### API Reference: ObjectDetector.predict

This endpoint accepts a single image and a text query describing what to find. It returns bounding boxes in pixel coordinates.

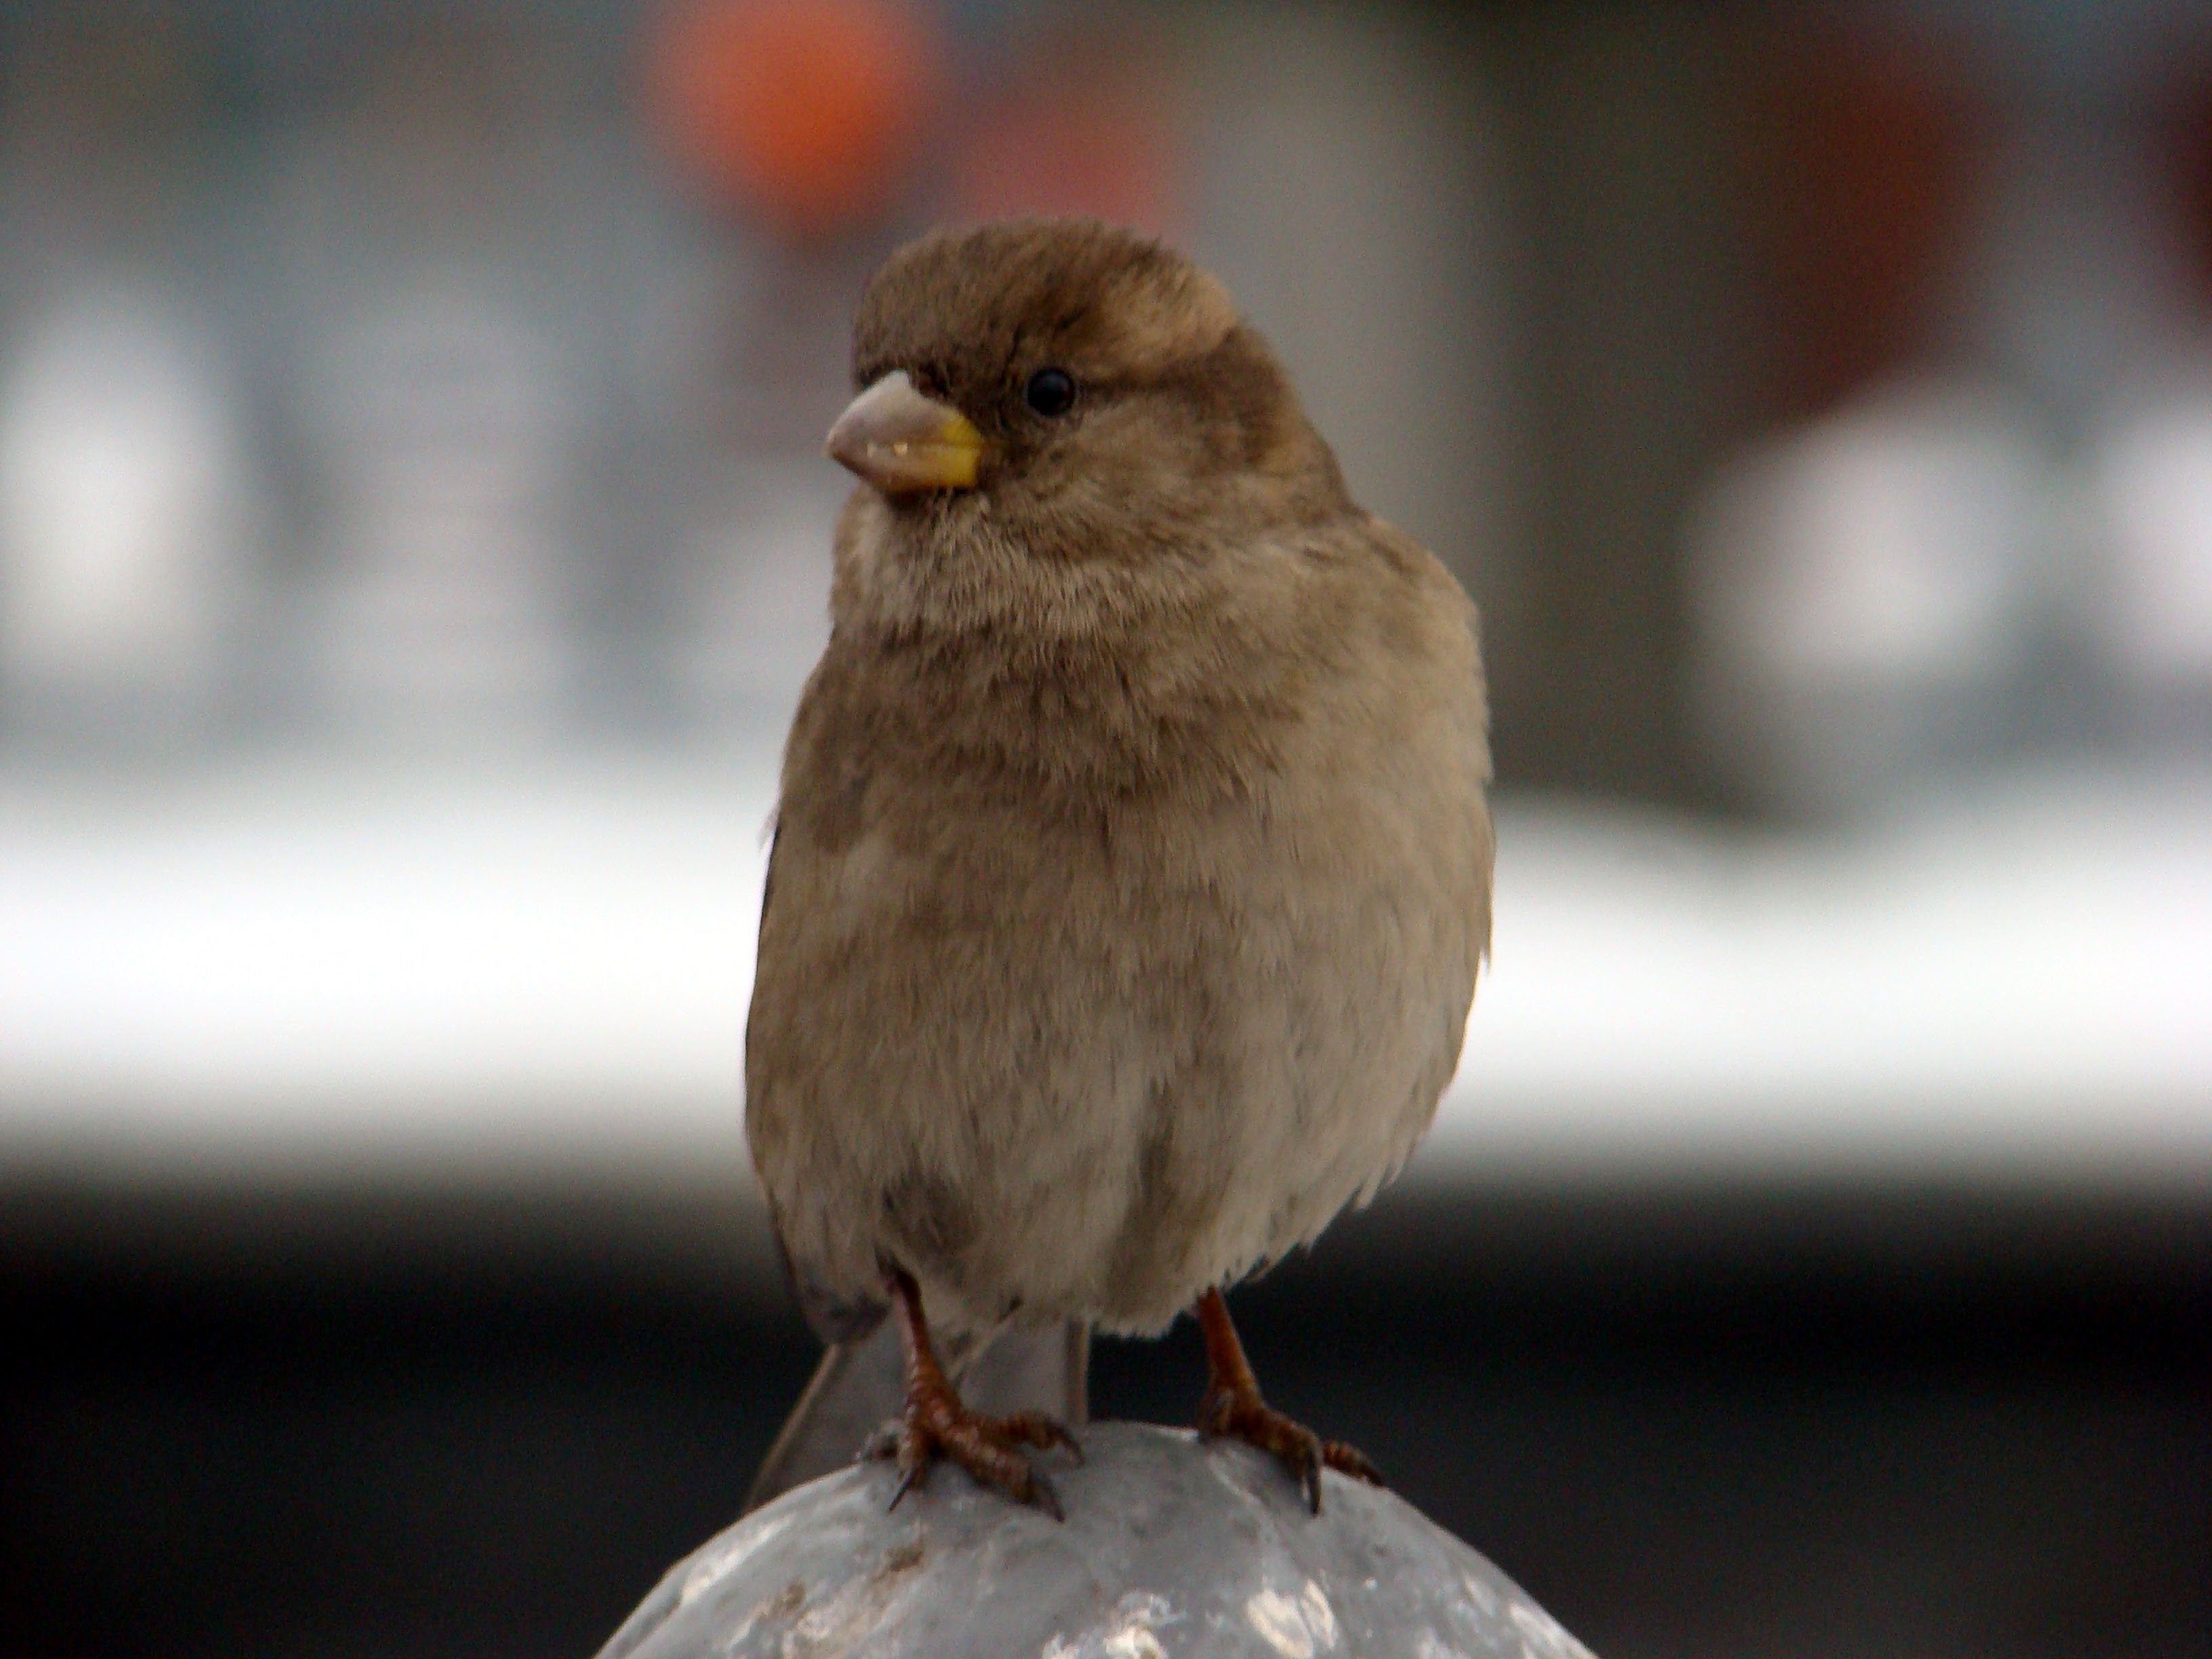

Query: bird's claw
[1319,1437,1382,1487]
[868,1401,1078,1519]
[991,1409,1086,1465]
[1197,1383,1384,1515]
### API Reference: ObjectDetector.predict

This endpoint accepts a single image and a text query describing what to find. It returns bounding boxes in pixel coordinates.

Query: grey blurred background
[1,1,2206,1656]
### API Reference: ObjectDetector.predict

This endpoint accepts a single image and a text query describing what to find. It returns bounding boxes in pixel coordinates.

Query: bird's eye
[1023,367,1077,419]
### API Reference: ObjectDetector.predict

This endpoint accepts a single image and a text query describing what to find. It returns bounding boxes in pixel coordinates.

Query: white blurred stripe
[1,758,2207,1185]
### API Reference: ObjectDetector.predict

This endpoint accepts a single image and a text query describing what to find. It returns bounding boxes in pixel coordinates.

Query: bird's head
[825,219,1351,636]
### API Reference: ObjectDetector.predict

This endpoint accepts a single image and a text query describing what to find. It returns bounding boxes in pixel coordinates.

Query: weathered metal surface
[597,1422,1598,1659]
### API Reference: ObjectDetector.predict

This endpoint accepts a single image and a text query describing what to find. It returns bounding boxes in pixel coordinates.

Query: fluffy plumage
[746,219,1492,1370]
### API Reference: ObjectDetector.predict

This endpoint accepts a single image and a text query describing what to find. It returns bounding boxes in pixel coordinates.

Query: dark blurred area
[2,1,2207,1656]
[7,1179,2207,1659]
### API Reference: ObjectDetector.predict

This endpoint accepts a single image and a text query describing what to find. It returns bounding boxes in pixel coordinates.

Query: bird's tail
[742,1318,1089,1513]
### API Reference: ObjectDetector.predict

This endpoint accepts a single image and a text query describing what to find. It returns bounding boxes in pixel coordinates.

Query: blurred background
[1,0,2206,1654]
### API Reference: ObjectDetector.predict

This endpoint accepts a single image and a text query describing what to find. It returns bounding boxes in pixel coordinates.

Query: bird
[742,218,1492,1521]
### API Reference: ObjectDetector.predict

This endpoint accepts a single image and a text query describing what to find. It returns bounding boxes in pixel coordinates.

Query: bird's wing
[743,812,1091,1511]
[752,815,893,1345]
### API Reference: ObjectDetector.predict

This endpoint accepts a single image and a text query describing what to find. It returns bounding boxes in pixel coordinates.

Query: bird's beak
[825,371,985,495]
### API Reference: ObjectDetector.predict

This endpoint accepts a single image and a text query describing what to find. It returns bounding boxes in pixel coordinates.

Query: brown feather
[746,218,1491,1345]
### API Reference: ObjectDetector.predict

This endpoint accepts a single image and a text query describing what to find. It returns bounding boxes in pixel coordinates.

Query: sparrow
[743,218,1492,1519]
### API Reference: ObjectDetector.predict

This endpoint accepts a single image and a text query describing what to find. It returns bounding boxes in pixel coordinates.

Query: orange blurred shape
[647,0,943,237]
[2156,52,2212,315]
[952,38,1180,238]
[1750,21,1982,416]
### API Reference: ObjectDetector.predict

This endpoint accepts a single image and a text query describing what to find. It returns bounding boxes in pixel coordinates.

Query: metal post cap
[597,1422,1599,1659]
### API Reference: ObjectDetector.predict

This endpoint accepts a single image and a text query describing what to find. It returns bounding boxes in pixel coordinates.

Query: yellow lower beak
[825,371,985,494]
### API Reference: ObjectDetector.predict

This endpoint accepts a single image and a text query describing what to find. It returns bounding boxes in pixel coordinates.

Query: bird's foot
[1196,1382,1383,1515]
[864,1390,1081,1520]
